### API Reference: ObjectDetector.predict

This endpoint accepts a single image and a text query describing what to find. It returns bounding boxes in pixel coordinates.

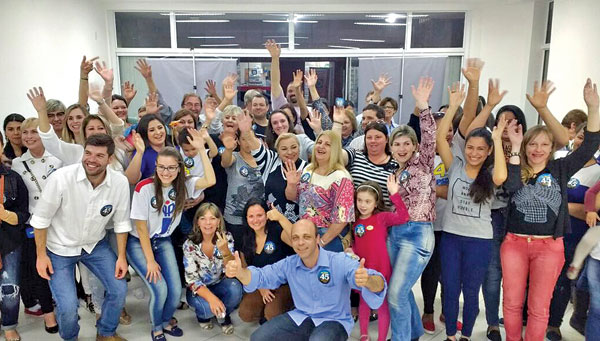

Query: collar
[294,246,330,270]
[20,149,53,162]
[75,163,111,188]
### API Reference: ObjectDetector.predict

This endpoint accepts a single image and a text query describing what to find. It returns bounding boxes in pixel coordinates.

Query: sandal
[120,308,132,325]
[360,335,370,341]
[197,317,213,330]
[221,323,234,335]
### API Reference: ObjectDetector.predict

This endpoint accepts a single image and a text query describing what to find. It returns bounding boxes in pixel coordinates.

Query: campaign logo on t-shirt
[160,200,176,234]
[567,177,580,189]
[240,166,250,177]
[264,241,275,254]
[318,269,331,284]
[354,224,365,237]
[168,189,177,200]
[151,196,158,209]
[537,173,553,187]
[366,225,374,231]
[300,172,311,183]
[218,146,226,155]
[399,170,410,183]
[100,205,113,217]
[184,157,194,168]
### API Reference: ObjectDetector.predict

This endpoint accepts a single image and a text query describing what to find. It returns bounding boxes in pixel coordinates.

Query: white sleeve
[111,175,132,233]
[130,184,150,221]
[38,128,84,166]
[186,177,204,199]
[30,173,62,229]
[298,134,315,162]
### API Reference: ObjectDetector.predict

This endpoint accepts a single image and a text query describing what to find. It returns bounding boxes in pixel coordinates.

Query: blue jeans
[48,238,126,340]
[127,236,181,332]
[585,257,600,339]
[482,208,505,327]
[318,226,349,253]
[87,230,119,313]
[440,232,492,337]
[387,221,434,341]
[186,278,243,320]
[250,312,348,341]
[1,247,22,331]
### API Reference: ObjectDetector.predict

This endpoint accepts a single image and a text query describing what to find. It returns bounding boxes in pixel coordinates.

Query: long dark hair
[363,122,391,156]
[355,181,390,215]
[465,128,494,204]
[153,147,187,218]
[265,110,294,149]
[241,198,270,265]
[138,114,169,148]
[496,105,528,132]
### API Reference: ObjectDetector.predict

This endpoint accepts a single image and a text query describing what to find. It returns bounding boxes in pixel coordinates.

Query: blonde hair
[189,202,226,244]
[274,133,299,150]
[306,130,346,175]
[61,104,90,143]
[21,118,39,131]
[222,105,242,119]
[520,125,556,182]
[343,109,358,135]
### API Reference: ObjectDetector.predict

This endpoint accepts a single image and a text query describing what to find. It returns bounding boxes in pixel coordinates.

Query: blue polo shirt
[245,248,387,335]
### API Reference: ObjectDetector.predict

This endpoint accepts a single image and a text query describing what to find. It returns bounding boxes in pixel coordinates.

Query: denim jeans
[420,230,442,315]
[440,232,492,337]
[127,236,181,333]
[318,226,349,253]
[387,221,434,341]
[584,257,600,339]
[250,312,348,341]
[186,278,243,320]
[48,238,127,340]
[482,208,505,327]
[1,247,22,331]
[87,230,119,313]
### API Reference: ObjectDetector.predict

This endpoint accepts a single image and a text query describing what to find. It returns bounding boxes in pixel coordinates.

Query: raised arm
[466,79,508,135]
[237,110,261,150]
[284,160,300,201]
[27,87,51,133]
[89,83,123,127]
[122,81,137,105]
[204,79,222,104]
[266,40,283,100]
[370,74,391,104]
[124,131,145,184]
[217,74,238,112]
[186,129,217,189]
[292,70,309,120]
[220,135,237,169]
[491,115,509,186]
[504,117,524,194]
[460,58,485,136]
[94,60,114,104]
[135,59,157,94]
[437,83,466,169]
[266,205,293,246]
[305,69,320,101]
[526,80,569,148]
[78,55,97,106]
[584,78,600,133]
[331,106,350,166]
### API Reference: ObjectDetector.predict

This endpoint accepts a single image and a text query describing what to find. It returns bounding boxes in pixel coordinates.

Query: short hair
[180,93,202,108]
[244,89,262,107]
[85,133,115,156]
[21,117,39,131]
[111,94,128,107]
[561,109,587,129]
[274,132,300,150]
[362,104,385,120]
[173,109,198,127]
[177,128,192,147]
[46,99,66,113]
[379,97,398,111]
[251,94,268,106]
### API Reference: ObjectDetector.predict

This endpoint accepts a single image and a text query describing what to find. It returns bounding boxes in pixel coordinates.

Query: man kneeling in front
[225,219,387,340]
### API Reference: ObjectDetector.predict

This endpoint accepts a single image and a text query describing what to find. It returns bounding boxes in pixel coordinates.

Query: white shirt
[12,150,63,214]
[130,177,202,238]
[30,163,132,256]
[179,149,206,178]
[349,135,365,151]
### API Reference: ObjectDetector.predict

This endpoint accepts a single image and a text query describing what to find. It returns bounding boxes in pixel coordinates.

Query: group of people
[0,41,599,341]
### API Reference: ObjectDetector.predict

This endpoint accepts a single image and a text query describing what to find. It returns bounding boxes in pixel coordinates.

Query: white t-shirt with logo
[130,177,202,238]
[179,148,206,178]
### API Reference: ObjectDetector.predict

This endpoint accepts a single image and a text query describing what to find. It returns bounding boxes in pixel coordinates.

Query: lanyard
[22,161,42,192]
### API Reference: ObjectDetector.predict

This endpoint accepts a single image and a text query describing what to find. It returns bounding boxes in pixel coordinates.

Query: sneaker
[220,315,234,335]
[546,327,562,341]
[422,314,435,334]
[569,315,586,336]
[487,328,502,341]
[197,317,213,330]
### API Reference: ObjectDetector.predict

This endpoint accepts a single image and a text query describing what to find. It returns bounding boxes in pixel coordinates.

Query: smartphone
[335,97,345,108]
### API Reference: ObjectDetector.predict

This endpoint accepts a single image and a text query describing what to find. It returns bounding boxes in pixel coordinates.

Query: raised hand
[225,251,242,278]
[80,55,98,77]
[186,128,207,151]
[283,160,300,186]
[492,114,508,142]
[94,61,114,83]
[487,79,508,107]
[332,105,345,123]
[223,83,237,102]
[27,87,47,113]
[411,76,435,110]
[447,81,466,108]
[222,134,238,151]
[266,203,284,222]
[88,83,104,103]
[387,174,400,196]
[354,258,369,287]
[586,211,600,228]
[135,59,152,79]
[131,130,146,153]
[371,74,391,93]
[215,231,229,254]
[583,78,599,110]
[259,289,275,304]
[304,69,318,88]
[506,119,523,147]
[265,39,281,58]
[146,259,162,283]
[306,110,322,133]
[236,110,253,133]
[223,72,239,87]
[145,92,162,115]
[204,79,218,98]
[291,69,303,88]
[526,80,556,110]
[200,128,211,142]
[122,81,137,103]
[461,58,485,82]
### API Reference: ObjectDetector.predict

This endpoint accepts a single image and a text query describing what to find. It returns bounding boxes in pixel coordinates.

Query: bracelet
[80,77,88,81]
[508,152,520,157]
[319,239,326,247]
[333,121,343,125]
[96,99,105,106]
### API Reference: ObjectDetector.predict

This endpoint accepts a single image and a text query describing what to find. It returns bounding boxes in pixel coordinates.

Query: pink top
[352,193,410,280]
[584,179,600,212]
[396,108,437,222]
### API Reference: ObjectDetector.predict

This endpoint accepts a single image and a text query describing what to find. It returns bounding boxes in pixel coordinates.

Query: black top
[3,143,27,161]
[0,165,30,254]
[202,134,228,212]
[245,221,293,268]
[253,123,267,140]
[505,130,600,238]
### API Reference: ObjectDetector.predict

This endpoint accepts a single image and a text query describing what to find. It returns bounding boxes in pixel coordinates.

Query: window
[545,1,554,44]
[115,12,171,48]
[410,12,465,48]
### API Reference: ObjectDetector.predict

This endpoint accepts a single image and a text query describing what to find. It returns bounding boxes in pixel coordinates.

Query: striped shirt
[346,148,399,206]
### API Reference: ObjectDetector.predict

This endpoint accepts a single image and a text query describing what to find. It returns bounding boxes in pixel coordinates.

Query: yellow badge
[366,225,374,231]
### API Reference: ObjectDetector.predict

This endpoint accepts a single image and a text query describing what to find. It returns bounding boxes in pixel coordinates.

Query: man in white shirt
[31,134,131,341]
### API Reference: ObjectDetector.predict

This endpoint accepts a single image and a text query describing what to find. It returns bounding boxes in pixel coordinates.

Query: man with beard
[31,134,131,341]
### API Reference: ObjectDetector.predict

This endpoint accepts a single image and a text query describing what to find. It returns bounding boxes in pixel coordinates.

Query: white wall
[0,0,110,119]
[547,0,600,121]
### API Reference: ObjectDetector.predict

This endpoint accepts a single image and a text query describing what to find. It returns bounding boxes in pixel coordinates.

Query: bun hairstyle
[355,181,390,214]
[465,128,494,204]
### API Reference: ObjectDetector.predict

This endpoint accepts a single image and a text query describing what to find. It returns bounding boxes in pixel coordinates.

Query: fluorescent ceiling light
[294,13,325,17]
[199,44,239,47]
[264,35,308,39]
[365,14,428,19]
[176,19,230,23]
[340,38,385,43]
[262,19,318,23]
[328,45,359,49]
[187,36,235,39]
[354,22,406,26]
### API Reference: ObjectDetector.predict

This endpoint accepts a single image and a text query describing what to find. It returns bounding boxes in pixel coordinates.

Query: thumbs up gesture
[354,258,369,287]
[225,251,242,278]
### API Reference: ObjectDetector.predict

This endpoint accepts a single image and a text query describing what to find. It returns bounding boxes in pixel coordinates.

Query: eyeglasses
[47,111,65,119]
[383,106,396,110]
[156,165,179,173]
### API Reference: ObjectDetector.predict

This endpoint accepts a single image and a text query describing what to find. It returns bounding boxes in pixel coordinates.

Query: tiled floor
[13,274,585,340]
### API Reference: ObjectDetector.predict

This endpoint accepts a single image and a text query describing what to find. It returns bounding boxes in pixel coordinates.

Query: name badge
[318,269,331,284]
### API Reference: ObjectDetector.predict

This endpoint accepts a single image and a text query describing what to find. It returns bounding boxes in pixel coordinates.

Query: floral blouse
[296,169,355,229]
[183,231,235,292]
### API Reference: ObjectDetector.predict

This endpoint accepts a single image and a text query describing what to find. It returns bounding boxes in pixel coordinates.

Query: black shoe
[370,312,378,321]
[459,338,469,341]
[569,315,586,336]
[546,327,562,341]
[84,294,95,314]
[487,329,501,341]
[45,323,59,334]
